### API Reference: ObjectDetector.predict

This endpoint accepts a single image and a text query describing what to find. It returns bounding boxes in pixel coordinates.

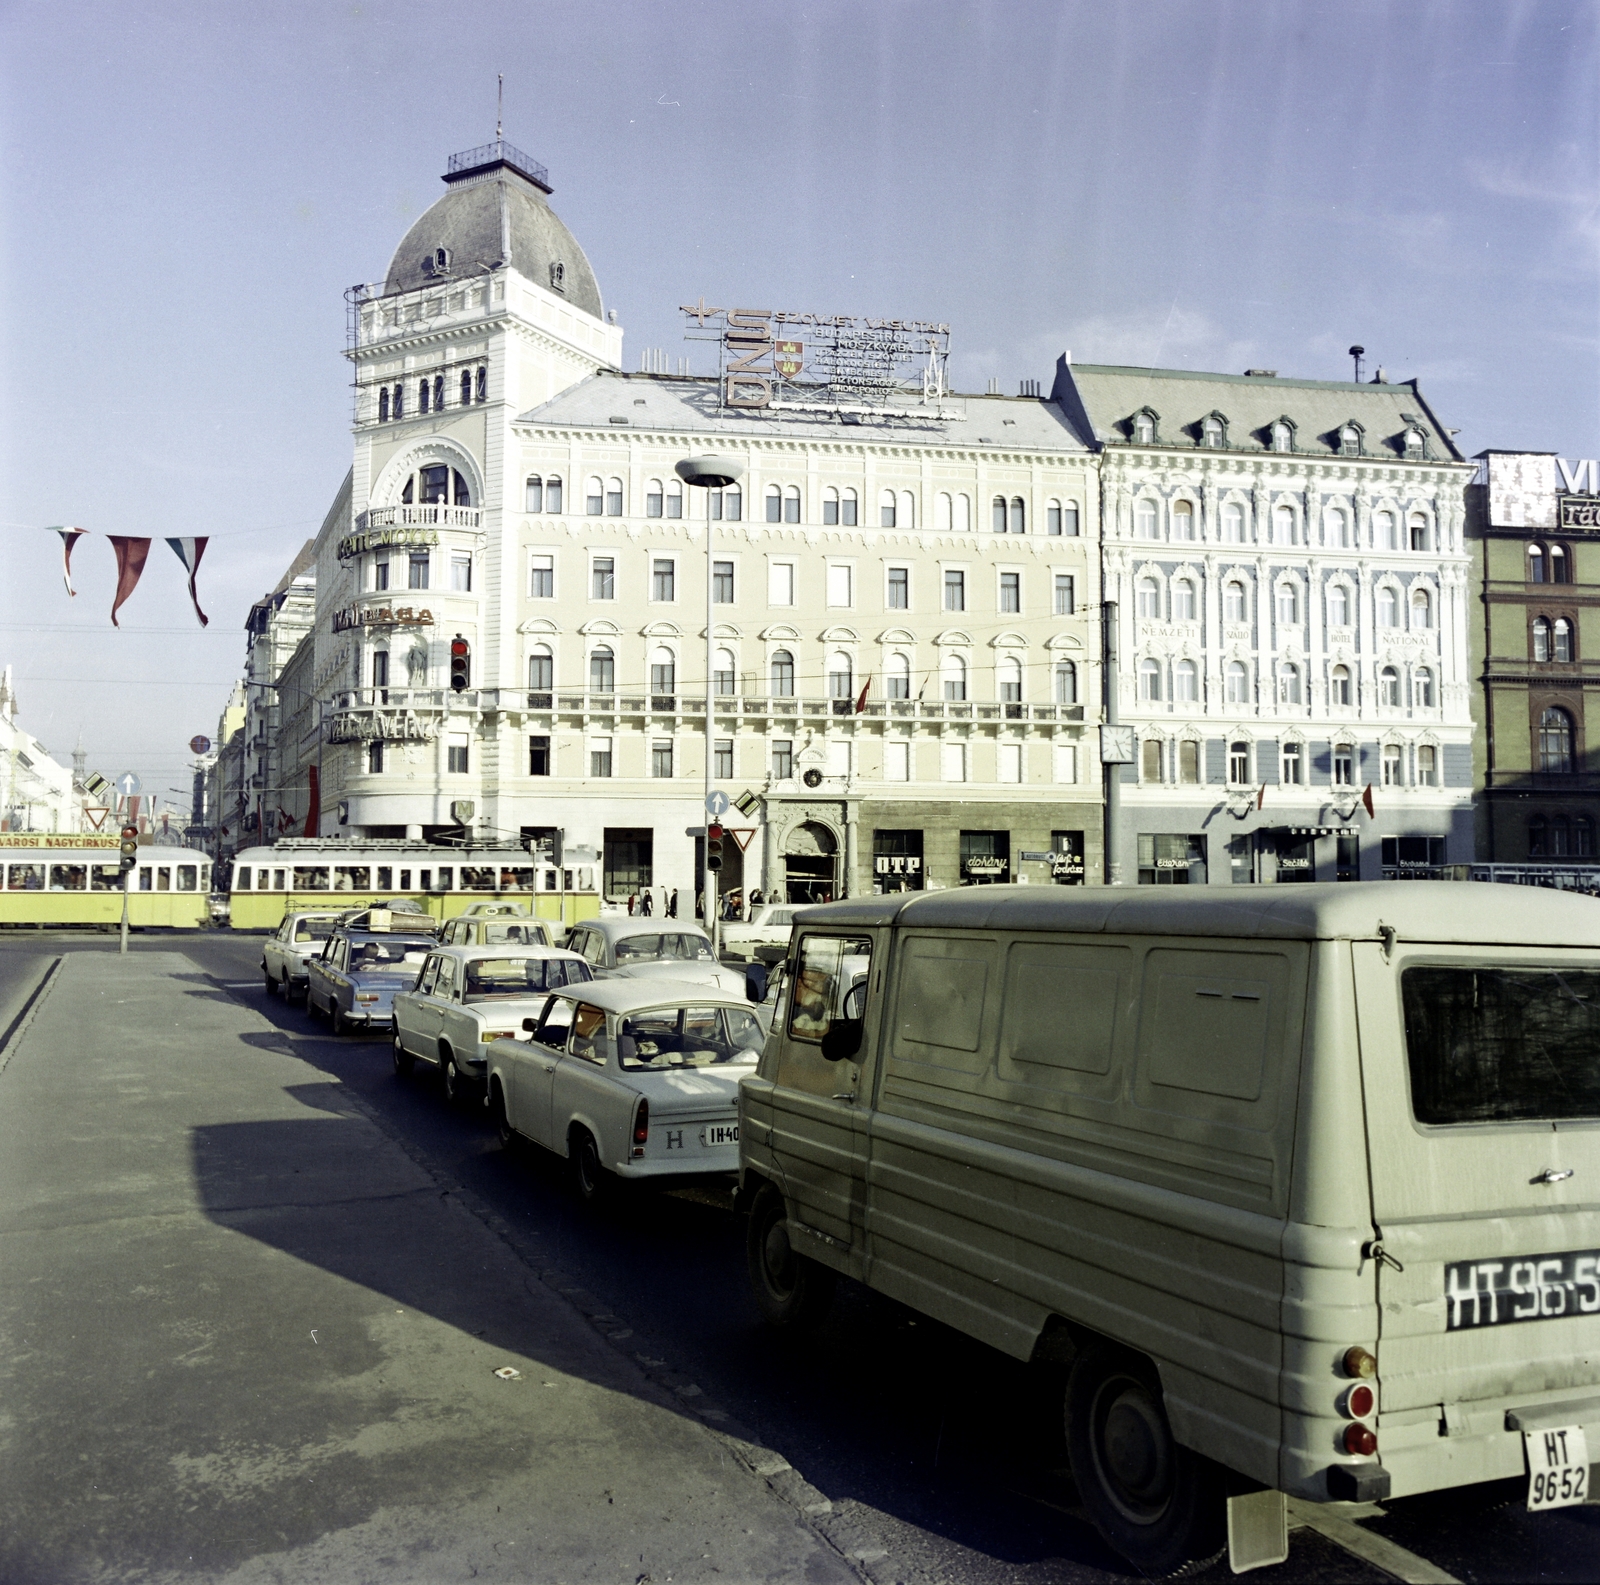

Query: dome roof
[383,145,603,320]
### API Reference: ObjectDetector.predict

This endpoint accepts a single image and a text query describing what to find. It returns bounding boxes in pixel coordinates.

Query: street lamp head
[675,455,744,490]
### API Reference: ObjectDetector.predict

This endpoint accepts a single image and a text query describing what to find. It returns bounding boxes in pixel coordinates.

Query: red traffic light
[707,823,723,839]
[120,825,139,840]
[449,636,471,692]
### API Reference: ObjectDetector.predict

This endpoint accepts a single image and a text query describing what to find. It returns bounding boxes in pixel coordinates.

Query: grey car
[563,916,750,999]
[262,910,343,1003]
[305,927,436,1036]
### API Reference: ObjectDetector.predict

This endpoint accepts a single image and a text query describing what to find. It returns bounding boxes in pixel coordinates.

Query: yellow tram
[227,839,602,932]
[0,834,213,929]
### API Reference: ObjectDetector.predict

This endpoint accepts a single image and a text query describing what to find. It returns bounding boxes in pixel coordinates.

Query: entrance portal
[784,820,837,904]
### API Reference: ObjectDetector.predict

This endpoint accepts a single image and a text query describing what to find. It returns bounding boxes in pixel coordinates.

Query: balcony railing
[357,504,482,531]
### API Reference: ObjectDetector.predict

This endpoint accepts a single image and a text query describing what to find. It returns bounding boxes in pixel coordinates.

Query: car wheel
[1065,1341,1224,1576]
[330,1004,348,1037]
[489,1082,517,1151]
[263,968,275,995]
[441,1049,461,1103]
[280,973,294,1002]
[392,1033,414,1077]
[570,1128,611,1204]
[745,1182,835,1331]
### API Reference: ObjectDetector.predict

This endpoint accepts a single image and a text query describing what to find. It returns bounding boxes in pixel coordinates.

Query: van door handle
[831,1092,855,1102]
[1363,1239,1405,1273]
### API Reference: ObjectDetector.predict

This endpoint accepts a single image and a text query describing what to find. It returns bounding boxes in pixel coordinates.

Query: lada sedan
[392,944,592,1102]
[305,926,436,1036]
[438,908,555,949]
[486,980,765,1201]
[262,910,343,1003]
[717,904,798,963]
[563,917,749,998]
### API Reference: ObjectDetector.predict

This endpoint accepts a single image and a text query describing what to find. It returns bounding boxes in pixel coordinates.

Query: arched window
[1277,583,1300,625]
[881,489,898,529]
[1171,500,1195,540]
[1228,739,1251,782]
[1273,504,1295,545]
[1139,658,1162,702]
[1533,616,1552,661]
[1375,511,1398,551]
[1272,421,1293,453]
[1552,816,1571,855]
[1330,664,1352,705]
[1009,497,1025,534]
[1377,587,1399,628]
[1137,577,1161,619]
[1555,617,1574,662]
[1202,416,1224,448]
[1414,668,1434,707]
[1054,659,1078,704]
[1174,659,1198,702]
[936,492,952,531]
[475,366,487,402]
[544,476,562,513]
[650,647,676,696]
[1134,412,1155,443]
[955,493,971,532]
[392,383,404,420]
[1173,579,1197,621]
[527,645,553,692]
[823,486,842,526]
[992,496,1007,533]
[998,655,1023,702]
[840,488,857,527]
[586,476,604,516]
[1339,424,1361,457]
[1411,588,1432,628]
[1529,544,1547,583]
[588,646,614,692]
[901,491,916,531]
[378,387,390,422]
[645,479,664,518]
[1277,662,1302,705]
[714,647,737,696]
[770,650,795,697]
[1225,662,1250,705]
[765,485,782,523]
[1402,428,1424,458]
[460,369,473,407]
[1409,514,1430,552]
[941,653,966,702]
[1222,501,1245,543]
[433,374,444,412]
[1551,544,1571,583]
[1046,499,1062,534]
[1379,666,1401,707]
[1328,584,1350,627]
[525,475,544,513]
[1224,581,1247,622]
[1327,507,1351,548]
[1540,706,1575,773]
[418,377,431,415]
[606,478,624,516]
[784,485,802,524]
[1135,498,1159,540]
[886,651,912,699]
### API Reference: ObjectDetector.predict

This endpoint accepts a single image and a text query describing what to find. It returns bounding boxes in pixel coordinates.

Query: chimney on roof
[1019,379,1040,398]
[1372,367,1388,384]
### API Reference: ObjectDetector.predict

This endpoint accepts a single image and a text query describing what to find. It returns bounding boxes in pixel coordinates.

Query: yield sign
[84,806,111,830]
[727,827,757,852]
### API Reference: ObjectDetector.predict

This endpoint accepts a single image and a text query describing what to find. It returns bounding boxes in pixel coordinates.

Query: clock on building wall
[1100,725,1136,764]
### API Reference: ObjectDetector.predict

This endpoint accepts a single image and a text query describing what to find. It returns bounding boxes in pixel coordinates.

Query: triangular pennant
[1362,783,1376,819]
[47,527,89,596]
[107,537,152,627]
[855,674,873,714]
[165,537,210,627]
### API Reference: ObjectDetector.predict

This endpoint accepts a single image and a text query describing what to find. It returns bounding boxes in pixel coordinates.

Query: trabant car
[487,979,765,1201]
[392,944,591,1101]
[563,916,749,998]
[262,910,343,1002]
[717,904,799,963]
[438,907,554,950]
[304,925,436,1035]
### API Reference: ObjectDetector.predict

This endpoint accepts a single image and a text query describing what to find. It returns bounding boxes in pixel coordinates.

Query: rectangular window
[712,560,734,603]
[1282,742,1303,785]
[408,552,430,590]
[943,569,966,612]
[769,561,795,606]
[885,740,911,781]
[1053,744,1077,783]
[714,739,734,779]
[1054,573,1075,615]
[873,829,924,892]
[451,554,472,592]
[374,558,389,591]
[591,556,615,600]
[960,829,1010,885]
[1138,833,1206,886]
[530,554,554,598]
[372,650,389,689]
[1050,830,1086,884]
[652,559,675,602]
[367,740,384,774]
[1382,835,1446,871]
[887,567,909,609]
[772,739,794,779]
[529,735,551,776]
[1179,740,1200,784]
[826,738,851,779]
[827,564,853,607]
[1000,571,1020,613]
[1418,744,1438,786]
[589,737,613,777]
[604,827,652,898]
[1142,739,1163,782]
[652,739,674,778]
[998,742,1023,783]
[1333,746,1354,786]
[941,742,967,782]
[447,737,469,774]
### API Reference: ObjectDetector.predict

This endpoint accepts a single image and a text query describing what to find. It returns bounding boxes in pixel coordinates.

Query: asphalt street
[3,929,1598,1585]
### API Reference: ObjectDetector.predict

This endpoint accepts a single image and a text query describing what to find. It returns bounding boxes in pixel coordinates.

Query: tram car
[0,834,212,929]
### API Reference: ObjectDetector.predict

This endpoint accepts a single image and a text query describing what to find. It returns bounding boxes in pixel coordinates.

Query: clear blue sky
[2,0,1596,794]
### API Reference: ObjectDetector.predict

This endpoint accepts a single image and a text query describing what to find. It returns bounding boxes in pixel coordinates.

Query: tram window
[138,867,152,892]
[91,865,122,891]
[293,867,330,891]
[156,868,171,891]
[398,869,411,889]
[461,866,495,891]
[435,869,453,890]
[7,864,44,891]
[273,870,286,890]
[176,866,198,892]
[237,868,252,889]
[501,867,536,890]
[418,870,432,890]
[376,867,393,889]
[333,866,371,891]
[200,866,210,891]
[50,865,87,891]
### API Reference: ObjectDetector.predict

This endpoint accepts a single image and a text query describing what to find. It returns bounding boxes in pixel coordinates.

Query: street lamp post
[674,455,745,957]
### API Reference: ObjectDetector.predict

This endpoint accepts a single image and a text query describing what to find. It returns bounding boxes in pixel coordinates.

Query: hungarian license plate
[1526,1425,1589,1512]
[701,1123,738,1148]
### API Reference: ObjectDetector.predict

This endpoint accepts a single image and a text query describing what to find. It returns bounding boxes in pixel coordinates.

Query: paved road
[6,930,1600,1584]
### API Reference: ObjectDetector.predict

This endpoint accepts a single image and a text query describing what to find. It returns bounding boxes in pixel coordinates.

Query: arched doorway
[784,821,837,904]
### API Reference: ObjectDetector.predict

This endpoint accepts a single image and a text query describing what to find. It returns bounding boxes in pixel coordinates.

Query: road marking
[1288,1498,1461,1584]
[221,982,261,990]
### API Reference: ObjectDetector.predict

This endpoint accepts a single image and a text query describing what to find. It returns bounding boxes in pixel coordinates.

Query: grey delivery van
[738,884,1600,1573]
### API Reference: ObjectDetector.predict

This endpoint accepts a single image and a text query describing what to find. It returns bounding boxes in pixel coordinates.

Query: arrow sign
[705,789,731,818]
[115,773,142,798]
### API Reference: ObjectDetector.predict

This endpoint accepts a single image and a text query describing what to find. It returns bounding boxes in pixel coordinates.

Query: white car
[262,910,344,1002]
[563,916,749,998]
[437,909,556,949]
[717,904,798,963]
[392,943,592,1102]
[487,979,765,1201]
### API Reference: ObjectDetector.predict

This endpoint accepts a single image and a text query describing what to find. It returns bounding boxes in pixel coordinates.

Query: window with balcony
[713,561,734,604]
[998,655,1022,702]
[941,653,966,702]
[1054,659,1078,704]
[1000,571,1020,613]
[649,649,676,699]
[528,735,551,776]
[887,566,909,610]
[887,652,911,699]
[770,650,795,697]
[528,646,553,692]
[713,648,736,696]
[652,559,676,602]
[589,647,614,692]
[829,652,854,699]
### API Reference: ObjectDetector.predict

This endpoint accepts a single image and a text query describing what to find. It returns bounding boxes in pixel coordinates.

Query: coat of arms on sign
[775,340,803,378]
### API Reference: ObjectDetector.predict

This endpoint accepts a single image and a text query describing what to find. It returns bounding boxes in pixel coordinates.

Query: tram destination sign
[0,833,120,849]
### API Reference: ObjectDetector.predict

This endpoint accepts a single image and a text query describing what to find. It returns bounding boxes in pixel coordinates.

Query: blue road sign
[705,789,731,818]
[115,773,142,798]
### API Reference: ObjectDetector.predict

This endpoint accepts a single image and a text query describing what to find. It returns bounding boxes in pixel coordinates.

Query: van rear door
[1352,941,1600,1426]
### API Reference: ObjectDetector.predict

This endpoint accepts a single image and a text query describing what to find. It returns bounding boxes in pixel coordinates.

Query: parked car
[262,910,344,1002]
[392,943,591,1101]
[718,904,799,963]
[438,907,555,949]
[208,892,231,927]
[487,979,765,1200]
[563,916,749,998]
[304,925,436,1036]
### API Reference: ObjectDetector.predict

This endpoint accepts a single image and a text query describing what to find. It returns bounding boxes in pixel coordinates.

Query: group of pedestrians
[623,885,768,921]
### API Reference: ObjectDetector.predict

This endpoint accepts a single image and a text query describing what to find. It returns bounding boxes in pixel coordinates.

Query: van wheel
[570,1128,611,1204]
[746,1183,835,1331]
[1065,1342,1224,1576]
[392,1034,414,1077]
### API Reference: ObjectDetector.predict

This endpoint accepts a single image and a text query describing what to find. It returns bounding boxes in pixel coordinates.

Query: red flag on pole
[1256,783,1266,810]
[47,527,88,596]
[165,537,211,627]
[304,765,321,839]
[107,537,152,627]
[854,675,873,714]
[1362,784,1375,818]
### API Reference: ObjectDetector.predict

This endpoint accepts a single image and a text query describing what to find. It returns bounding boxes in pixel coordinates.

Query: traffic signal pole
[118,822,139,955]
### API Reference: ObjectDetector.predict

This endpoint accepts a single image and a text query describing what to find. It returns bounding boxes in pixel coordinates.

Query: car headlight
[483,1030,517,1041]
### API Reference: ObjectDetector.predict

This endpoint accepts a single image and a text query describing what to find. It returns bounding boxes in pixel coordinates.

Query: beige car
[739,884,1600,1575]
[438,907,555,950]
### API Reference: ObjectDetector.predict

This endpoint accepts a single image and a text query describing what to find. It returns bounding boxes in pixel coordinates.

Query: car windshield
[463,957,586,1000]
[483,922,542,945]
[613,931,716,965]
[294,919,337,943]
[618,1005,765,1070]
[1401,965,1600,1124]
[349,937,435,970]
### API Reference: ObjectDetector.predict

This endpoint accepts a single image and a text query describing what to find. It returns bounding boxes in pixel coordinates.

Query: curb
[0,956,64,1075]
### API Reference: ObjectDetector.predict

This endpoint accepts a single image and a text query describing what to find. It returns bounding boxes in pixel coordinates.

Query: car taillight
[632,1098,649,1158]
[1342,1423,1377,1456]
[1342,1345,1377,1379]
[1343,1384,1375,1419]
[356,993,379,1003]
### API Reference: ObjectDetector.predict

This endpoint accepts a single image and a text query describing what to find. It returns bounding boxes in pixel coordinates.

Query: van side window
[1139,948,1283,1102]
[788,935,873,1043]
[998,943,1126,1078]
[893,935,992,1065]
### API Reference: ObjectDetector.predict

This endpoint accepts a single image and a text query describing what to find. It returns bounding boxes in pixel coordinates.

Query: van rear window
[1402,966,1600,1124]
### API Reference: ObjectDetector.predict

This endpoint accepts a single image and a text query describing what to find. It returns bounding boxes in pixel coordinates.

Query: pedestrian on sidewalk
[667,888,678,918]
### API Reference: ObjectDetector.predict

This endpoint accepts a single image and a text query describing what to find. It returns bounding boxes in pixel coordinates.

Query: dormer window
[1131,408,1158,444]
[1402,428,1425,458]
[549,261,566,291]
[1338,422,1363,457]
[1270,417,1296,453]
[1201,413,1227,449]
[420,247,451,277]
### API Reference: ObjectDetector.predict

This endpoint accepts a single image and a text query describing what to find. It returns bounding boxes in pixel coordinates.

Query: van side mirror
[820,1018,863,1063]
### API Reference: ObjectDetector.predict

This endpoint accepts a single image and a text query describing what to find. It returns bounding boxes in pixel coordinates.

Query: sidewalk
[0,952,856,1584]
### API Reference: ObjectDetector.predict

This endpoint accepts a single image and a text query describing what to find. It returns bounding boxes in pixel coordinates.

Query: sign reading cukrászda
[336,526,440,561]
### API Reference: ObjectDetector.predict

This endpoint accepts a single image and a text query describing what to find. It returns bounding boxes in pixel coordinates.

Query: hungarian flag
[47,527,88,596]
[107,537,152,627]
[854,675,872,713]
[1362,784,1375,818]
[165,537,210,627]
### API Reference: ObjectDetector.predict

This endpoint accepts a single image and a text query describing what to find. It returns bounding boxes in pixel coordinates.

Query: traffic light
[449,636,471,692]
[706,823,723,872]
[119,824,139,873]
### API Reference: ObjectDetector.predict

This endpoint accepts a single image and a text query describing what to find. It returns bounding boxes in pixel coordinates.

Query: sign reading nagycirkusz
[680,299,952,416]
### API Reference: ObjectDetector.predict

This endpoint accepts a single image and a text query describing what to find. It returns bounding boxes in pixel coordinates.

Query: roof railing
[445,140,549,191]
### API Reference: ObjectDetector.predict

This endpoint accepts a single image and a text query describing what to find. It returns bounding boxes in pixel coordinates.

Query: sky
[2,0,1597,800]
